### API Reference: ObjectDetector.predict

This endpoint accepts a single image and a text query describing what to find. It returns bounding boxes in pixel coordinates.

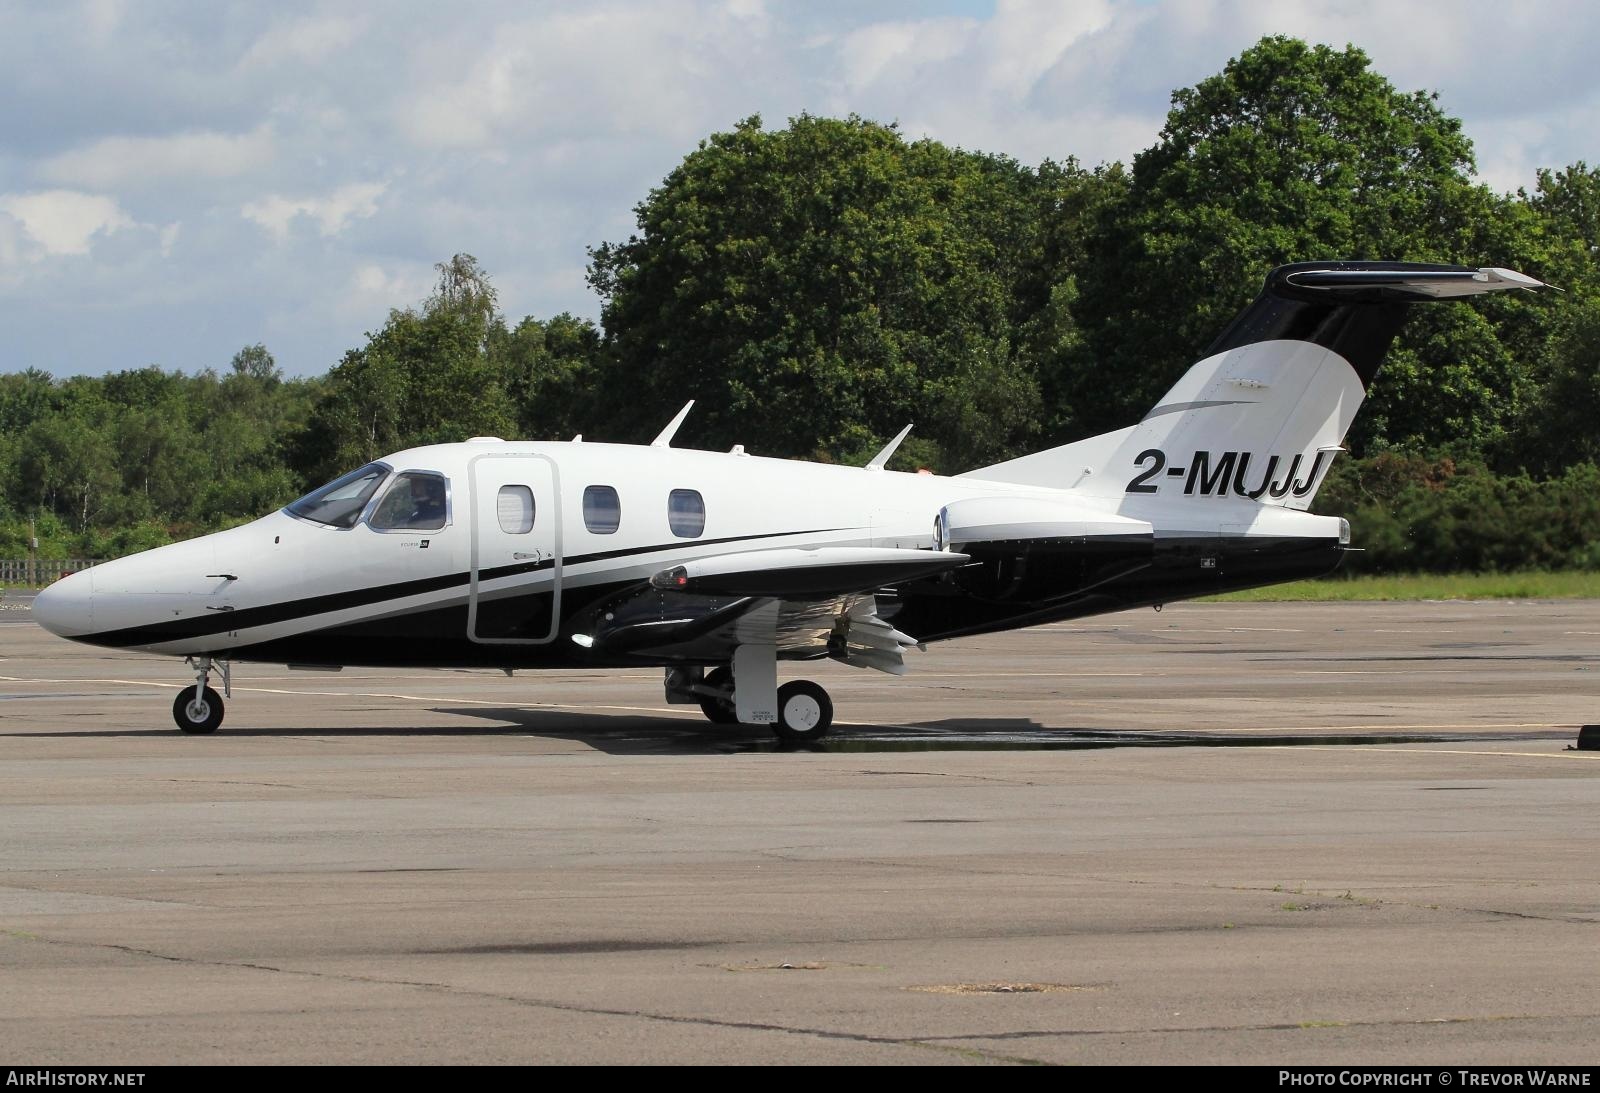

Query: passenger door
[467,453,562,644]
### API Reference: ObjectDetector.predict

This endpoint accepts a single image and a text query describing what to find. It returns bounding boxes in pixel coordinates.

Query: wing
[569,546,968,674]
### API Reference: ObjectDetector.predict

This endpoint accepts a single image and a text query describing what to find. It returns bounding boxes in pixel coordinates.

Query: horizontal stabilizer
[1278,265,1546,299]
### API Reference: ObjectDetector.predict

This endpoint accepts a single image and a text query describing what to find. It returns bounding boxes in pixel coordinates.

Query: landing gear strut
[174,656,229,734]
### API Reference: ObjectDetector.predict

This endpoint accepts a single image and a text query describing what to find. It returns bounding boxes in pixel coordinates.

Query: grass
[1203,571,1600,602]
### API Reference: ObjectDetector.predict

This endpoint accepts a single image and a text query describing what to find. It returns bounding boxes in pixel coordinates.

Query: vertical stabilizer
[963,262,1544,508]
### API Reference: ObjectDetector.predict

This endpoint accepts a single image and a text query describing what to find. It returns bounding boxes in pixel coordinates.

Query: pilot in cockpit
[405,476,446,527]
[371,472,448,531]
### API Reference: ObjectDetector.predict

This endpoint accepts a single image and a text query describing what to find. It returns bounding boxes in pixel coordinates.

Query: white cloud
[39,127,277,188]
[83,0,125,44]
[158,222,180,257]
[835,18,976,92]
[976,0,1116,101]
[241,182,387,242]
[397,2,782,152]
[236,13,367,70]
[0,190,135,257]
[343,260,435,320]
[0,212,25,286]
[7,2,1600,379]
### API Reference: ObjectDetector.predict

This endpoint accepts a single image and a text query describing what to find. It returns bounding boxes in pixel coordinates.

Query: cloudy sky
[2,0,1596,379]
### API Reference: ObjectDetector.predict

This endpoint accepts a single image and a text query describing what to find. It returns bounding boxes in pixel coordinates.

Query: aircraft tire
[698,666,738,724]
[773,680,832,742]
[173,685,224,734]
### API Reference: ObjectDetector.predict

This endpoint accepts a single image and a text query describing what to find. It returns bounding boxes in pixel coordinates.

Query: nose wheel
[173,685,224,734]
[174,656,229,733]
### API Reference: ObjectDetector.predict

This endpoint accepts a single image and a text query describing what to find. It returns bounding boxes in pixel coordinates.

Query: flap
[651,546,968,598]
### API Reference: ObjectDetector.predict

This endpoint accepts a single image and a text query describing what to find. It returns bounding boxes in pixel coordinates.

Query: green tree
[1509,296,1600,473]
[229,343,282,384]
[588,114,1061,469]
[297,256,517,481]
[1064,36,1542,452]
[1526,162,1600,293]
[19,414,121,532]
[430,253,499,343]
[497,312,604,442]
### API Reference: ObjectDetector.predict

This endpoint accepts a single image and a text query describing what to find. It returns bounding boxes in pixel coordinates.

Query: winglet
[865,424,913,471]
[651,401,695,447]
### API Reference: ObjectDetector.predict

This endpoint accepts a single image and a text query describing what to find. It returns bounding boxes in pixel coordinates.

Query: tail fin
[963,262,1544,508]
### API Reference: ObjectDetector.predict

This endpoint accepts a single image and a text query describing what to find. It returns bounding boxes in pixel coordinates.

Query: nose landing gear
[174,656,229,734]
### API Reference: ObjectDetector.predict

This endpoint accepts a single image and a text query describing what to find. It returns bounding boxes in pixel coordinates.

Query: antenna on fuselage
[571,434,583,443]
[651,401,695,447]
[865,423,914,471]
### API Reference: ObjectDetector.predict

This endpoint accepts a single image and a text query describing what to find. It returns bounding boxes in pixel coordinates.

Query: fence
[0,559,101,586]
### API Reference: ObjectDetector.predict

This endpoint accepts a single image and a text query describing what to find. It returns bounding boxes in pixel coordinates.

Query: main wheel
[173,685,224,734]
[698,666,738,724]
[774,680,832,742]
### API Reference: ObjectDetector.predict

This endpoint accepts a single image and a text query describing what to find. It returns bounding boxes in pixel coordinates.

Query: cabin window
[286,463,390,529]
[497,485,535,534]
[368,471,450,532]
[583,485,621,534]
[667,489,705,538]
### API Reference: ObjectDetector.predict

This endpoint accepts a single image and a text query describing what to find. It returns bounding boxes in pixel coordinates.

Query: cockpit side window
[369,471,450,532]
[285,463,390,529]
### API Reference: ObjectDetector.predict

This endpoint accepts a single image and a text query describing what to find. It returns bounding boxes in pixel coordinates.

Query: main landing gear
[173,656,229,734]
[773,680,832,742]
[671,665,836,742]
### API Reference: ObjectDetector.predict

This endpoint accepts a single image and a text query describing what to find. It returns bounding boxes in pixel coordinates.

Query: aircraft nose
[32,571,93,638]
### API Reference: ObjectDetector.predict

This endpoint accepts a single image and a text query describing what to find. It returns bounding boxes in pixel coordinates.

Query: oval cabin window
[668,489,705,538]
[583,485,621,534]
[497,485,534,534]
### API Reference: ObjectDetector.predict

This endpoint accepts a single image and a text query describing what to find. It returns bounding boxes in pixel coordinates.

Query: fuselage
[33,437,1348,669]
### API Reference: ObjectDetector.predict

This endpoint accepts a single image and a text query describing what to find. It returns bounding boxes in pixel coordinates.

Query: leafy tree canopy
[588,114,1117,469]
[1064,36,1546,453]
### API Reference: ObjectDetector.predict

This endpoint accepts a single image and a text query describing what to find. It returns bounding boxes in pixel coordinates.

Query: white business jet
[33,262,1544,740]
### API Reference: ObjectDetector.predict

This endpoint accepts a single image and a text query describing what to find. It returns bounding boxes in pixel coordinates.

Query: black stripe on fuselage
[214,534,1347,670]
[78,528,849,648]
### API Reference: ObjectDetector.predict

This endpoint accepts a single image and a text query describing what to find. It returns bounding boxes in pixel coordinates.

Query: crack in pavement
[744,852,1598,926]
[13,932,1051,1065]
[918,1011,1600,1043]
